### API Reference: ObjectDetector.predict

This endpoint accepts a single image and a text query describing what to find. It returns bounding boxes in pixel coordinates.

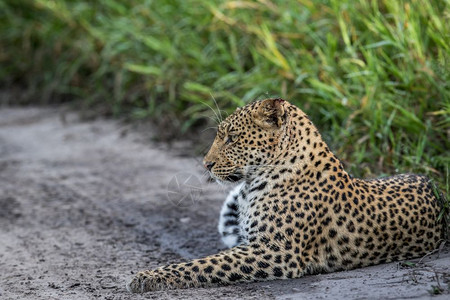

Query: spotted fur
[127,98,444,293]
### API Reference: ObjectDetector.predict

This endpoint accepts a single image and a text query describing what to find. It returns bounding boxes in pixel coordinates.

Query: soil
[0,107,448,300]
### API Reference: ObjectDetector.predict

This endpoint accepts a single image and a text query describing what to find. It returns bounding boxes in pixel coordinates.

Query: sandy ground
[0,107,448,300]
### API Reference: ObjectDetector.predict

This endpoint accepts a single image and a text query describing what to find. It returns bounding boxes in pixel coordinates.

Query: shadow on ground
[0,108,448,300]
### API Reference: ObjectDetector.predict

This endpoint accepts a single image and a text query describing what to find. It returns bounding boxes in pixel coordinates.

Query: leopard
[127,98,445,293]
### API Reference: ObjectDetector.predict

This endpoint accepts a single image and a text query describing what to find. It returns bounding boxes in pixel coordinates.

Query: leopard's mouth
[209,167,244,183]
[224,167,244,182]
[225,173,243,182]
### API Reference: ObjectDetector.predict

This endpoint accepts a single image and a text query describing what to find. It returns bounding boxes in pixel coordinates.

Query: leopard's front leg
[127,244,299,293]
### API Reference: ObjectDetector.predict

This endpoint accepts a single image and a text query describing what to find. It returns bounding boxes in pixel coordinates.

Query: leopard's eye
[225,133,238,144]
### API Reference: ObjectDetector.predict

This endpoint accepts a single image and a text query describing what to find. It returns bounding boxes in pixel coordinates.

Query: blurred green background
[0,0,449,186]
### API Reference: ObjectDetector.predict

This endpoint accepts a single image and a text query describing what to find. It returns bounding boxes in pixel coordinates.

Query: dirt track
[0,107,448,300]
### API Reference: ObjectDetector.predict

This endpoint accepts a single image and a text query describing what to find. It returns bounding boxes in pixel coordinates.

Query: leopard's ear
[253,98,287,129]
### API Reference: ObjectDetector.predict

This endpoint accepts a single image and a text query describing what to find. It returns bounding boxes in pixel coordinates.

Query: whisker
[205,115,220,126]
[210,93,223,123]
[201,126,218,133]
[199,100,222,125]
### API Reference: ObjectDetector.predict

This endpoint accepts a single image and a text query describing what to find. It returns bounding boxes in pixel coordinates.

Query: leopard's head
[203,98,290,182]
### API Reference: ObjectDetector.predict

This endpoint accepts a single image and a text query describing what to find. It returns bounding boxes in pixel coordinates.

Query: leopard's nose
[204,161,215,171]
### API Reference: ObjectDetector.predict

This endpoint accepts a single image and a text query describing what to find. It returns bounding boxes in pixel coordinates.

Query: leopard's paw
[126,271,154,293]
[127,269,188,292]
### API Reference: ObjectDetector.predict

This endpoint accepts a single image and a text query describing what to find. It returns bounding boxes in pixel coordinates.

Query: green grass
[1,0,449,188]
